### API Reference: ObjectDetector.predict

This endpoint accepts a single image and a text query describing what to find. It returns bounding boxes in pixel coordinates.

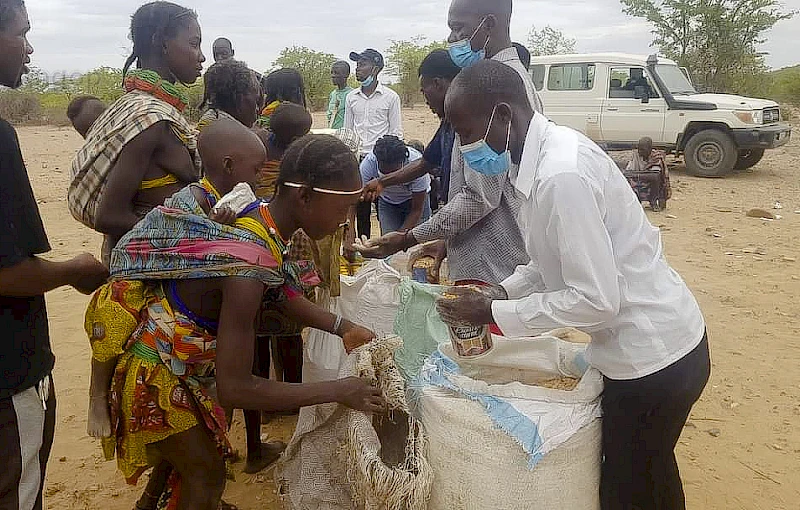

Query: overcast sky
[25,0,800,79]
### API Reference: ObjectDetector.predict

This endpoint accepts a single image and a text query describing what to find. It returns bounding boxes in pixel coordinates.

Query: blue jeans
[377,196,431,235]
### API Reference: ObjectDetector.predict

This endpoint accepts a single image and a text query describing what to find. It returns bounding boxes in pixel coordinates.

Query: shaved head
[446,58,528,117]
[449,0,512,22]
[446,59,534,165]
[199,118,266,193]
[270,102,312,148]
[447,0,513,56]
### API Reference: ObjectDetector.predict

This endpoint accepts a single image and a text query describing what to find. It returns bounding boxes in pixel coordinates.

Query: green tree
[769,65,800,104]
[273,46,338,111]
[527,26,577,56]
[386,37,447,107]
[620,0,795,93]
[74,67,125,103]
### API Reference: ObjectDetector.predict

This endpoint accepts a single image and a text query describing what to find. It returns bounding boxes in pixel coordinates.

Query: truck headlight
[734,110,761,124]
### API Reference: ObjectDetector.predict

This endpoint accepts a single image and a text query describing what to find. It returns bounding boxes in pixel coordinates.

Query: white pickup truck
[530,53,792,177]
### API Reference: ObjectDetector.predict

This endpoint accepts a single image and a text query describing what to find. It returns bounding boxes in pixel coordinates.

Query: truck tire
[684,129,738,177]
[734,149,765,170]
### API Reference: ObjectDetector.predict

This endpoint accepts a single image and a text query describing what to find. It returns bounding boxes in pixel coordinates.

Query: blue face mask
[448,17,489,68]
[360,72,375,89]
[460,105,512,176]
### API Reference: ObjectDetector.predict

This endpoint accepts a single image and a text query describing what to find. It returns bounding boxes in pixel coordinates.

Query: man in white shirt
[344,48,403,240]
[436,59,711,510]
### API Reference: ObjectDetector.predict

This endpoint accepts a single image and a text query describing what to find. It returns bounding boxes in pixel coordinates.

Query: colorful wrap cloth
[109,185,318,292]
[257,100,281,129]
[89,183,320,488]
[101,287,227,483]
[69,69,199,230]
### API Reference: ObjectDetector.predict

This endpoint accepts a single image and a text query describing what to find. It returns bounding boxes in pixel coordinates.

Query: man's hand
[435,286,498,327]
[209,207,237,226]
[362,179,384,203]
[354,232,414,259]
[69,254,109,295]
[340,321,376,353]
[335,377,385,413]
[407,240,447,282]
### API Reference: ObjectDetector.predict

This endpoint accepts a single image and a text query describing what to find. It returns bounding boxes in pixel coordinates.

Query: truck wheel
[734,149,765,170]
[684,129,738,177]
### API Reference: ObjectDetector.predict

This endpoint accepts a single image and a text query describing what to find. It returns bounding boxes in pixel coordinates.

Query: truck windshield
[655,65,697,95]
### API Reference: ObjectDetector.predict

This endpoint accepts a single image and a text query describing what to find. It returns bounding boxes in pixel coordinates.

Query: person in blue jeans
[360,135,431,235]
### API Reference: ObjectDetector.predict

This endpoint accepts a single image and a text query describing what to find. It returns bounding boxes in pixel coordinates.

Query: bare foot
[87,394,112,438]
[244,441,286,474]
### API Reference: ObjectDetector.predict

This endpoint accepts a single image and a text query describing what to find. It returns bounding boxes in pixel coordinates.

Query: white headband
[283,182,364,196]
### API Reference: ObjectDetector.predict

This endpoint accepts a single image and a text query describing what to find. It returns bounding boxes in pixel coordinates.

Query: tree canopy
[527,26,577,57]
[385,37,447,107]
[620,0,795,93]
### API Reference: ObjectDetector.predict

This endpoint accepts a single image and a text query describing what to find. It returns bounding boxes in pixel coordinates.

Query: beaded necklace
[124,68,189,112]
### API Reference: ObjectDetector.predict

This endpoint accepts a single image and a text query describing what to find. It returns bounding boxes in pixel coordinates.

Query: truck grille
[763,107,780,124]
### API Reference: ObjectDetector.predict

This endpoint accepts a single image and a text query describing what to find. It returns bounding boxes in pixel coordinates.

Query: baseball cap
[349,49,384,68]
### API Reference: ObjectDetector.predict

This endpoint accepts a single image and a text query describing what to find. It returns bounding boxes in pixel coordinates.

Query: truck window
[531,64,545,91]
[609,67,660,99]
[547,64,595,91]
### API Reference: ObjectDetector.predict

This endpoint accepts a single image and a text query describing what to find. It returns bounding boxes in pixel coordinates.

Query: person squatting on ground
[359,135,431,235]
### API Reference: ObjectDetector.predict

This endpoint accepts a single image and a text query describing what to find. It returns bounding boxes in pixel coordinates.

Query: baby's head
[270,102,312,150]
[66,96,107,138]
[198,118,267,195]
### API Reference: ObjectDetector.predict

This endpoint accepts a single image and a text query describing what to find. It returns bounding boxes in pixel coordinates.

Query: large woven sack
[277,336,432,510]
[417,337,603,510]
[421,386,601,510]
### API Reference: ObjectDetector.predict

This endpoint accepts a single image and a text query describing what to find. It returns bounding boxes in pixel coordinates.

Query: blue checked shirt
[411,48,543,284]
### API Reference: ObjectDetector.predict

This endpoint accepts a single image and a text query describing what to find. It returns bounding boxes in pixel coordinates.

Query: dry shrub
[42,106,71,127]
[0,90,42,124]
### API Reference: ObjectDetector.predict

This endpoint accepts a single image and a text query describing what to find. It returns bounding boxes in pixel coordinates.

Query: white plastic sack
[417,335,603,510]
[303,260,402,383]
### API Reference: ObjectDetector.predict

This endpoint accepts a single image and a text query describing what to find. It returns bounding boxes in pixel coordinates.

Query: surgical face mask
[448,17,489,68]
[460,105,512,176]
[360,71,376,88]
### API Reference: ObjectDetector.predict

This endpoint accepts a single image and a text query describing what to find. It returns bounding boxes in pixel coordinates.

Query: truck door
[601,66,666,145]
[542,63,603,140]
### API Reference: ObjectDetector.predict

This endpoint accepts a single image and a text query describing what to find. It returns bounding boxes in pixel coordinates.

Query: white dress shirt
[492,113,705,381]
[344,83,403,155]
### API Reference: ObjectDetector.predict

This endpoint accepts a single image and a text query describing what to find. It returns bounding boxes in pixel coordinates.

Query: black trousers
[601,333,710,510]
[356,201,372,240]
[253,335,303,383]
[0,376,56,510]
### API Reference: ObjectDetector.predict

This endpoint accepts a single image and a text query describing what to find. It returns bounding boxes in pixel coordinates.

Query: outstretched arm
[216,278,383,413]
[0,254,107,297]
[277,295,375,353]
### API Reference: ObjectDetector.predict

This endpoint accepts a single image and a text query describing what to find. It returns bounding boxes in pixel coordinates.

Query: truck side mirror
[635,85,650,104]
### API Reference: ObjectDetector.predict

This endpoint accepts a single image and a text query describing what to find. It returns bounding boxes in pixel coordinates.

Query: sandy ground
[15,106,800,509]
